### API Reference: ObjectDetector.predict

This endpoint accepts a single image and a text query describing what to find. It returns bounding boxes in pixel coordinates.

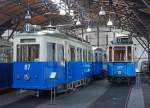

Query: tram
[107,36,136,83]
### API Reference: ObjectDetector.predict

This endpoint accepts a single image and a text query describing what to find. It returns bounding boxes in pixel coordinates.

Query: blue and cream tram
[12,26,104,93]
[107,37,136,83]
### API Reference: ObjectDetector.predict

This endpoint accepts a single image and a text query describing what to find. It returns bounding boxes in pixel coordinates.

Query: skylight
[51,0,69,13]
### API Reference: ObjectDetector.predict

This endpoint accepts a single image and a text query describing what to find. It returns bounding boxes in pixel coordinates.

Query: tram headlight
[24,74,30,80]
[118,70,122,75]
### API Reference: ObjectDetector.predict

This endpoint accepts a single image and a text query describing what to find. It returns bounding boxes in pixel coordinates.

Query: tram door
[69,46,76,61]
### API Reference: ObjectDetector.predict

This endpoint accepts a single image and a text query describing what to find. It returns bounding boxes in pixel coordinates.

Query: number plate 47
[24,64,31,71]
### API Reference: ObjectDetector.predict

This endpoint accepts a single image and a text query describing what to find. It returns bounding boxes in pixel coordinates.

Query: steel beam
[97,26,99,47]
[123,0,149,39]
[133,36,148,53]
[142,0,150,9]
[132,11,149,32]
[7,20,19,40]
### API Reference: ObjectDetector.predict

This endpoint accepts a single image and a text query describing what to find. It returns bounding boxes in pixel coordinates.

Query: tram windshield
[17,44,39,61]
[108,46,132,62]
[114,47,126,61]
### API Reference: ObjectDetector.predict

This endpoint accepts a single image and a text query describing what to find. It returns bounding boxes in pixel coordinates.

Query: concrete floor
[0,74,150,108]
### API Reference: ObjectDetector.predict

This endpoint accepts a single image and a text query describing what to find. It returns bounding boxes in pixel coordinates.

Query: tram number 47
[24,64,31,71]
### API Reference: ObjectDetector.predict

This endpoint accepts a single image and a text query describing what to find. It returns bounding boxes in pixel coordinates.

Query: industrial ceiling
[0,0,149,42]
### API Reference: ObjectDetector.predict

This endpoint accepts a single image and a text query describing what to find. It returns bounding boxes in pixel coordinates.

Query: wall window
[57,44,64,61]
[47,43,55,61]
[17,44,39,61]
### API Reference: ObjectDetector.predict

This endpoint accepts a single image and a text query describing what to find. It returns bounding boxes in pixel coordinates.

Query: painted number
[24,64,30,71]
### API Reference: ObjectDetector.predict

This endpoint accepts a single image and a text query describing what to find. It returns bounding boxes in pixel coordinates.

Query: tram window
[95,53,99,61]
[88,50,92,61]
[70,46,76,61]
[83,50,87,61]
[99,53,102,61]
[47,43,55,61]
[0,46,12,63]
[80,48,82,61]
[77,48,82,61]
[17,44,39,61]
[114,47,125,61]
[57,44,64,61]
[127,46,132,61]
[109,47,112,61]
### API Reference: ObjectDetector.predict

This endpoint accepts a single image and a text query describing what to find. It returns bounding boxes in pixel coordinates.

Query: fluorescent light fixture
[59,9,66,15]
[25,10,31,20]
[99,6,106,16]
[107,18,113,26]
[69,10,74,16]
[86,26,92,32]
[76,18,81,25]
[73,18,77,22]
[51,0,60,4]
[51,0,69,15]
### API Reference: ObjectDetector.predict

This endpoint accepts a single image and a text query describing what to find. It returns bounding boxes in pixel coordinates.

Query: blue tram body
[0,63,13,89]
[108,62,136,78]
[107,37,136,83]
[67,62,92,82]
[93,61,103,76]
[13,62,66,89]
[13,61,93,90]
[92,48,105,77]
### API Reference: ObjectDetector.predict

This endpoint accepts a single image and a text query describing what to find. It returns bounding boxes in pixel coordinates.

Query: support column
[125,46,128,61]
[148,35,150,73]
[112,46,114,62]
[107,46,109,62]
[97,26,99,47]
[131,45,133,62]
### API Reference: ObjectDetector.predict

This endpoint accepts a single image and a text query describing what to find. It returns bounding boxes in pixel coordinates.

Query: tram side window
[77,48,82,61]
[88,50,93,61]
[0,46,12,63]
[47,43,55,61]
[109,47,112,61]
[57,44,64,61]
[17,44,39,61]
[127,46,132,61]
[70,46,76,61]
[83,50,87,61]
[99,53,102,61]
[95,53,99,62]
